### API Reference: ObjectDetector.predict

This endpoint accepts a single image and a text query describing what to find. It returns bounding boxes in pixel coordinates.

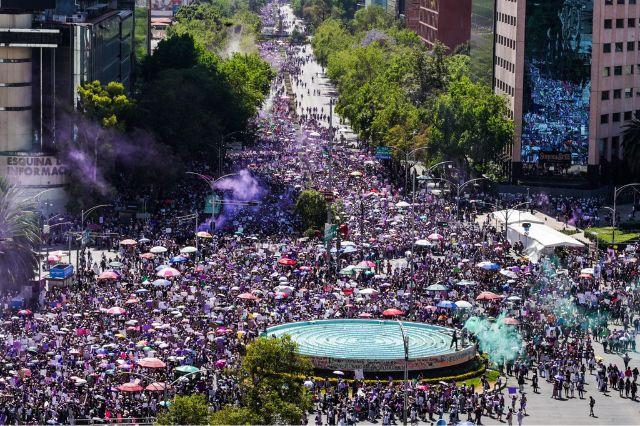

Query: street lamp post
[78,204,112,272]
[396,319,409,426]
[611,183,640,245]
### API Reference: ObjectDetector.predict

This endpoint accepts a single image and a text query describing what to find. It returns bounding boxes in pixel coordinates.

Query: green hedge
[584,227,640,245]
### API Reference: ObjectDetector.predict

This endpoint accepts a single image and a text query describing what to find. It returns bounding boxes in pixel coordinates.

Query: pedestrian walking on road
[589,396,595,417]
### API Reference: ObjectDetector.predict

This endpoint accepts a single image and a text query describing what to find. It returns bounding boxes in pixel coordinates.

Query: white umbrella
[580,267,595,275]
[150,246,167,254]
[395,201,410,208]
[340,241,356,247]
[414,239,432,247]
[309,131,321,138]
[454,300,473,309]
[499,269,518,279]
[332,370,344,375]
[507,295,522,302]
[359,288,379,295]
[274,285,294,294]
[156,267,181,278]
[180,246,197,254]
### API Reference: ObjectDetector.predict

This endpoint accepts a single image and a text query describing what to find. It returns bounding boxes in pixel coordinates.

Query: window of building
[625,65,634,74]
[631,0,636,4]
[602,91,610,100]
[604,43,612,53]
[613,112,621,122]
[603,66,611,76]
[629,18,636,28]
[606,0,613,4]
[625,88,633,98]
[612,136,620,158]
[625,111,632,120]
[618,0,625,4]
[614,89,622,98]
[615,42,624,52]
[636,110,640,118]
[616,18,624,28]
[614,66,622,75]
[628,42,636,52]
[601,114,609,124]
[605,19,612,28]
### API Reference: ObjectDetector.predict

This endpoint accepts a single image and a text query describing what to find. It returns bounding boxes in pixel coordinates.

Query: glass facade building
[520,0,593,172]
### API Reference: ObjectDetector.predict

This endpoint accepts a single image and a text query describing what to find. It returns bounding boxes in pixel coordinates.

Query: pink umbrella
[358,313,373,318]
[237,293,258,301]
[156,267,181,278]
[118,382,143,392]
[98,271,119,280]
[427,233,444,241]
[107,307,126,315]
[138,357,167,368]
[382,308,404,317]
[146,382,170,391]
[357,260,376,268]
[476,291,501,301]
[215,359,227,368]
[17,309,32,315]
[278,257,297,266]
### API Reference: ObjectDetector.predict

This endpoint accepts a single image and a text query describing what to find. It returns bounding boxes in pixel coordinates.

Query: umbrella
[139,253,155,260]
[456,280,476,286]
[237,293,259,301]
[180,246,197,254]
[359,288,379,295]
[149,246,167,254]
[427,233,443,241]
[454,300,472,309]
[506,295,522,302]
[106,307,126,315]
[349,171,363,177]
[358,313,373,318]
[138,357,166,368]
[333,370,345,375]
[476,291,501,301]
[477,261,500,271]
[277,257,297,266]
[274,285,294,294]
[580,267,594,275]
[425,284,448,291]
[17,309,32,315]
[152,279,171,287]
[499,269,518,279]
[215,359,227,368]
[502,317,519,325]
[146,382,170,391]
[175,365,200,375]
[120,239,137,246]
[170,256,188,263]
[382,308,404,317]
[340,241,356,247]
[414,239,432,247]
[196,231,212,238]
[436,300,455,309]
[118,382,143,392]
[98,271,119,280]
[156,267,181,278]
[109,261,124,268]
[395,201,410,208]
[357,260,376,269]
[138,237,151,243]
[339,266,356,275]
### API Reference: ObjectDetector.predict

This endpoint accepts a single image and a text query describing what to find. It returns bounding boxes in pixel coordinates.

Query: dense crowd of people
[0,2,638,425]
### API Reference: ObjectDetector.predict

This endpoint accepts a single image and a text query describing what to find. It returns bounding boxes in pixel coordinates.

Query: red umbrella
[476,291,501,301]
[146,382,170,391]
[278,257,297,266]
[237,293,259,301]
[118,382,143,392]
[17,309,32,316]
[382,308,404,317]
[98,271,119,280]
[138,357,167,368]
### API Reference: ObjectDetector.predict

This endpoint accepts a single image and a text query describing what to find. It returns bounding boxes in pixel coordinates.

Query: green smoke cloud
[464,313,524,364]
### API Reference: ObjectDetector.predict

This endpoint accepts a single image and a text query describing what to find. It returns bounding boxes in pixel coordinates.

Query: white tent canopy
[507,222,584,262]
[493,209,544,225]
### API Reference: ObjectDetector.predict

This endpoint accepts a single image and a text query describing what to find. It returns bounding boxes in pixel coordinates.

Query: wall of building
[407,0,471,51]
[0,14,33,153]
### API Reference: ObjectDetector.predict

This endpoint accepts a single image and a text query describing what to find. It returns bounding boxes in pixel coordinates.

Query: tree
[210,407,262,425]
[311,19,352,66]
[0,177,39,290]
[142,34,201,81]
[623,117,640,177]
[77,81,133,130]
[219,53,276,112]
[156,394,211,425]
[169,3,231,52]
[351,5,396,33]
[240,336,313,424]
[295,189,327,233]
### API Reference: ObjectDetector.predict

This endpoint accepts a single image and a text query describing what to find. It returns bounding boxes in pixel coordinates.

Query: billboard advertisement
[521,0,592,172]
[0,153,67,187]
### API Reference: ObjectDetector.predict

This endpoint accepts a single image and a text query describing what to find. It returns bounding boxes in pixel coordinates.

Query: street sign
[322,190,334,202]
[375,146,392,160]
[204,194,222,215]
[324,223,338,243]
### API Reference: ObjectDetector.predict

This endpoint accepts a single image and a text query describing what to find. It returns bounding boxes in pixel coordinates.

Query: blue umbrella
[437,300,456,309]
[477,261,500,271]
[170,256,188,263]
[152,279,171,287]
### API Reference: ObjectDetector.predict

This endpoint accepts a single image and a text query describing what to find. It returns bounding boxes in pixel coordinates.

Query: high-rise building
[0,0,135,212]
[486,0,640,186]
[405,0,472,51]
